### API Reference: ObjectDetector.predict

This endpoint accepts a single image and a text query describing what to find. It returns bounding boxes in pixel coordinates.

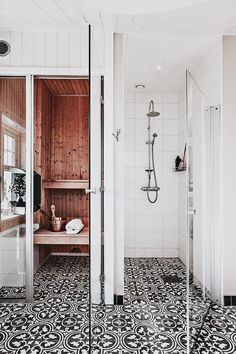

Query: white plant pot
[14,207,25,215]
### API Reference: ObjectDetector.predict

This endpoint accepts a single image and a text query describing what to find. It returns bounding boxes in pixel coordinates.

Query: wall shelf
[173,168,186,172]
[42,180,89,190]
[34,227,89,245]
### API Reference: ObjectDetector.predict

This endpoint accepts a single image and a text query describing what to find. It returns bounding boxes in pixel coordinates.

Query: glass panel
[90,26,104,352]
[0,77,27,301]
[186,71,212,351]
[32,26,90,351]
[94,31,189,354]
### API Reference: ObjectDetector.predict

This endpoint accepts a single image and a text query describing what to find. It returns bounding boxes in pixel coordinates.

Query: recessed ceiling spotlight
[135,83,146,89]
[156,65,162,71]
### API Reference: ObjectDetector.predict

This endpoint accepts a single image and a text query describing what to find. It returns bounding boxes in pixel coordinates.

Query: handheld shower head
[152,133,157,144]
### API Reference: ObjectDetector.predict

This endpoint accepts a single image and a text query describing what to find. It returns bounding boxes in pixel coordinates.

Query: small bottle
[175,156,181,170]
[178,160,184,170]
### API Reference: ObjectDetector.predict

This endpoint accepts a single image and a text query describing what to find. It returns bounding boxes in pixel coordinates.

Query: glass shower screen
[186,70,215,353]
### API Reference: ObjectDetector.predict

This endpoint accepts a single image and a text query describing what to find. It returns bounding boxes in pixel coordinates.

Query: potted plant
[9,174,26,215]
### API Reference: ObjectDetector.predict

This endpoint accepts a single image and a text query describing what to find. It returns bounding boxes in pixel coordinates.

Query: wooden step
[42,180,89,190]
[34,227,89,245]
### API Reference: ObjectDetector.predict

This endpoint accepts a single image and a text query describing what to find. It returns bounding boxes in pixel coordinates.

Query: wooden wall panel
[48,190,88,226]
[34,80,53,225]
[51,244,89,253]
[51,95,88,180]
[34,79,89,257]
[0,78,25,127]
[0,216,25,232]
[39,245,52,266]
[42,85,53,182]
[40,189,89,229]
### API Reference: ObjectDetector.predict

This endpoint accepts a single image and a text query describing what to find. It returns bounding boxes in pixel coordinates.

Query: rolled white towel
[65,218,84,235]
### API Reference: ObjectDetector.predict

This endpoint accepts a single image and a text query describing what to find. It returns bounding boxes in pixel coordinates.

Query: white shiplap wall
[0,30,105,69]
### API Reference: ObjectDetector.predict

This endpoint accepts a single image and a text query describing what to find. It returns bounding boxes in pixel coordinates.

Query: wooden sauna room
[33,77,89,269]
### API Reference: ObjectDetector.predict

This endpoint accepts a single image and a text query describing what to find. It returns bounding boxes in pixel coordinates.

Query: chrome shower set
[141,100,160,203]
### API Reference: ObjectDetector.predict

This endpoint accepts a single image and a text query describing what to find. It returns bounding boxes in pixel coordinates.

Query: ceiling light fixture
[135,84,146,89]
[156,65,162,71]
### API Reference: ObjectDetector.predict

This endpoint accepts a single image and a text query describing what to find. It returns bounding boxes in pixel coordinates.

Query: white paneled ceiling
[116,0,236,34]
[124,33,220,93]
[77,0,207,15]
[0,0,236,33]
[0,0,233,95]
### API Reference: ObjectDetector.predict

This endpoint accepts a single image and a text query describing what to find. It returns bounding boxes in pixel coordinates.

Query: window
[4,133,16,167]
[1,130,20,214]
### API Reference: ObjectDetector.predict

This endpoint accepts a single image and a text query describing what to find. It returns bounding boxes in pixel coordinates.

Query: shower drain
[161,275,181,284]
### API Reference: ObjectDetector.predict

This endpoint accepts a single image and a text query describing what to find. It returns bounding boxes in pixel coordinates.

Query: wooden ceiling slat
[57,80,66,95]
[71,80,78,94]
[61,80,68,93]
[41,79,89,96]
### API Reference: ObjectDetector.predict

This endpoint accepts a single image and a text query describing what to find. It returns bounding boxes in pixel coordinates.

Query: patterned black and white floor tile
[0,256,235,353]
[193,304,236,354]
[0,256,90,354]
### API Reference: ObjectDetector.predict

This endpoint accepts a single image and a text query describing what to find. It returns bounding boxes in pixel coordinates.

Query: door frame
[0,70,90,303]
[0,67,107,303]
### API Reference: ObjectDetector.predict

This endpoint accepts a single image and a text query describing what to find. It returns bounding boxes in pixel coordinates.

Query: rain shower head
[146,100,160,117]
[147,111,160,117]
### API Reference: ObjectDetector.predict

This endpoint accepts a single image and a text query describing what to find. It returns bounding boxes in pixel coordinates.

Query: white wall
[124,92,180,258]
[114,34,124,296]
[222,35,236,296]
[0,30,105,69]
[190,37,221,104]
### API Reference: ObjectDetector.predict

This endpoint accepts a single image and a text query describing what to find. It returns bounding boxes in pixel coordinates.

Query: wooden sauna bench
[34,227,89,245]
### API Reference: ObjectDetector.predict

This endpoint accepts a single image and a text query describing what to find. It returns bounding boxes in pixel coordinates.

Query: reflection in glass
[0,77,26,300]
[186,71,215,352]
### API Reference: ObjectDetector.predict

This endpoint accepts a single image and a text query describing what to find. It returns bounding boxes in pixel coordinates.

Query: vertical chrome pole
[148,115,151,170]
[186,69,190,354]
[25,75,34,302]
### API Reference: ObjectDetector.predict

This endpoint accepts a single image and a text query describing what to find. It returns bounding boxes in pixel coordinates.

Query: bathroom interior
[0,4,235,351]
[122,31,222,351]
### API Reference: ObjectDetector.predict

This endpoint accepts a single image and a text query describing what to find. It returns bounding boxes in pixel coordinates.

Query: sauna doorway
[33,77,90,301]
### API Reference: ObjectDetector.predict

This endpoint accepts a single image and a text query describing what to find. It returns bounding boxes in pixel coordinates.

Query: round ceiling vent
[135,83,146,89]
[0,40,11,57]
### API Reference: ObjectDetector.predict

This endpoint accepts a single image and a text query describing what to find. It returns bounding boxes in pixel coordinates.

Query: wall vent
[0,40,11,57]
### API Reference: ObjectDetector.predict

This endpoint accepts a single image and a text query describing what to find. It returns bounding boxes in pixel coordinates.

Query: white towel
[65,219,84,235]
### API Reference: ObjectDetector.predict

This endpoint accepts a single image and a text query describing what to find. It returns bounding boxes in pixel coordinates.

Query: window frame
[2,126,21,170]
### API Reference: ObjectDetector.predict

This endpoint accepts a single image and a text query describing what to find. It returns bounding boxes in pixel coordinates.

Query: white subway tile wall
[124,93,180,257]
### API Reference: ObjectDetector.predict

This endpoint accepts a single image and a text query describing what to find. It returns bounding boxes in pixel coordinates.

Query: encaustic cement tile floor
[0,256,235,353]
